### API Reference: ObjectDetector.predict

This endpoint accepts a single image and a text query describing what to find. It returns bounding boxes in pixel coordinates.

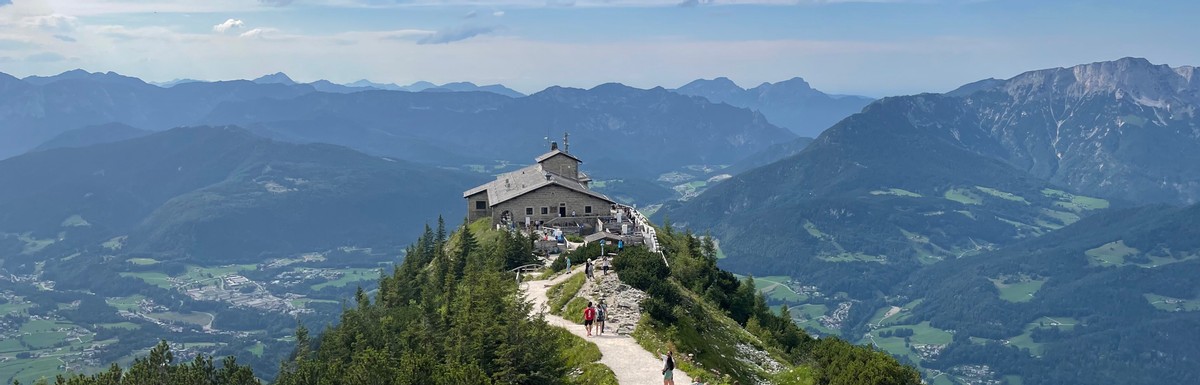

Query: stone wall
[493,184,612,226]
[540,154,579,181]
[465,191,491,222]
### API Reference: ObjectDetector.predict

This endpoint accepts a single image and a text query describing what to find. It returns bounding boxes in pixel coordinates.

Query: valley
[0,249,389,384]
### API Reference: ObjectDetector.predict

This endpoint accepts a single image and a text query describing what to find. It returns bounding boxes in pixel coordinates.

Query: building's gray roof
[462,164,614,206]
[584,232,624,244]
[535,150,582,164]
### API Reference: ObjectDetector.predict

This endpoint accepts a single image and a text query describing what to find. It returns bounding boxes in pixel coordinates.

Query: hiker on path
[597,301,608,335]
[662,350,676,385]
[601,256,610,276]
[585,258,594,280]
[583,302,597,337]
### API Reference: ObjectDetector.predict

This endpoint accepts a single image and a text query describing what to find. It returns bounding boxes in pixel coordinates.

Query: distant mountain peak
[22,69,147,86]
[679,77,745,92]
[673,75,873,137]
[405,81,438,91]
[763,77,814,91]
[253,72,297,85]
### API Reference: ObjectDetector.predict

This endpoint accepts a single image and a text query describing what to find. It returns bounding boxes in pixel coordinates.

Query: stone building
[464,142,615,228]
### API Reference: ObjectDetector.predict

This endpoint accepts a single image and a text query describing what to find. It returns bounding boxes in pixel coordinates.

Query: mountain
[659,93,1111,296]
[0,71,317,158]
[660,57,1200,385]
[200,83,796,179]
[433,81,525,97]
[401,80,438,91]
[307,79,376,94]
[724,136,814,175]
[30,123,151,152]
[906,203,1200,385]
[150,78,203,88]
[346,79,404,90]
[674,76,874,137]
[3,71,731,167]
[252,72,297,85]
[0,126,473,266]
[337,79,523,96]
[22,69,147,87]
[664,58,1200,285]
[933,57,1200,205]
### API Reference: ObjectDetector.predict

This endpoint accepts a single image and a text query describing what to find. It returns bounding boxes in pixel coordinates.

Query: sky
[0,0,1197,97]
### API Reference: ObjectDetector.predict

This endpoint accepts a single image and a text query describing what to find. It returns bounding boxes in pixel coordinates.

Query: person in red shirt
[583,302,596,337]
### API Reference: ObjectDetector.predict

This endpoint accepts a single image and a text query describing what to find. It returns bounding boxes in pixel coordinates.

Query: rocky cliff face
[943,57,1200,204]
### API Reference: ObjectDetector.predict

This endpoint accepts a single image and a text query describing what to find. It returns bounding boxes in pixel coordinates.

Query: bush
[612,247,669,291]
[643,296,677,325]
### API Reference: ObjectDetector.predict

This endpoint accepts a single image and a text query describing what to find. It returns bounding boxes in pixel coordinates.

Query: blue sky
[0,0,1197,96]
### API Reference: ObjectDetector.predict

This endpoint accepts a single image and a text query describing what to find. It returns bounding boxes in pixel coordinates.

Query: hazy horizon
[2,0,1198,97]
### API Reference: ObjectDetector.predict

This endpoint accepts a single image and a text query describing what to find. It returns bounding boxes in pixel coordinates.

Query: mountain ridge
[673,76,874,137]
[0,125,473,265]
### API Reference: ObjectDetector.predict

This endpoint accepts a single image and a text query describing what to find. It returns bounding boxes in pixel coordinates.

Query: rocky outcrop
[579,272,646,336]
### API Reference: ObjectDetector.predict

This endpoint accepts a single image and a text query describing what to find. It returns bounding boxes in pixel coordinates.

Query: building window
[585,206,593,214]
[475,201,487,210]
[526,207,534,215]
[541,207,549,215]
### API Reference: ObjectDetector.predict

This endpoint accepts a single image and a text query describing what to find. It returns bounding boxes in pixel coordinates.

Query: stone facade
[493,184,612,226]
[465,191,490,223]
[540,154,580,183]
[464,143,614,227]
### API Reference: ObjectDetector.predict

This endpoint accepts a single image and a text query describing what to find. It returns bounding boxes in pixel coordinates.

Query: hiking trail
[524,267,693,385]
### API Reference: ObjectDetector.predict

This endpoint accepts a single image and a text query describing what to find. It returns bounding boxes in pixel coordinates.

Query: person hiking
[662,350,676,385]
[583,302,597,337]
[585,258,594,280]
[597,301,608,335]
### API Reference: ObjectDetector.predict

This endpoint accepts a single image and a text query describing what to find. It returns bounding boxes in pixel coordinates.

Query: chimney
[550,141,558,151]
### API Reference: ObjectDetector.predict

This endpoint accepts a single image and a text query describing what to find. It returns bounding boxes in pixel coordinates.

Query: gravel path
[525,267,693,385]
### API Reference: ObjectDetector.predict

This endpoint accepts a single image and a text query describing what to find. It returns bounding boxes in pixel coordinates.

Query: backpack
[597,307,606,320]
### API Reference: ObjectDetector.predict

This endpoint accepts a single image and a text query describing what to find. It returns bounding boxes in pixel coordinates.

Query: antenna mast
[563,132,570,153]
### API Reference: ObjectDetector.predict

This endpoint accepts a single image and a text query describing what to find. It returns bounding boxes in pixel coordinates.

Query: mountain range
[201,83,796,179]
[150,72,530,98]
[0,70,799,183]
[660,57,1200,385]
[0,126,474,268]
[674,77,874,137]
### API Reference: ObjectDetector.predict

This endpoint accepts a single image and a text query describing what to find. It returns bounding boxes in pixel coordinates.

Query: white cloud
[417,25,497,44]
[239,27,276,39]
[212,18,245,33]
[493,10,505,16]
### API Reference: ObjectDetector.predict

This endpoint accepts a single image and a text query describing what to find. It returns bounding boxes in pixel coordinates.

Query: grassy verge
[552,326,618,385]
[561,297,589,323]
[547,272,586,315]
[630,281,804,385]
